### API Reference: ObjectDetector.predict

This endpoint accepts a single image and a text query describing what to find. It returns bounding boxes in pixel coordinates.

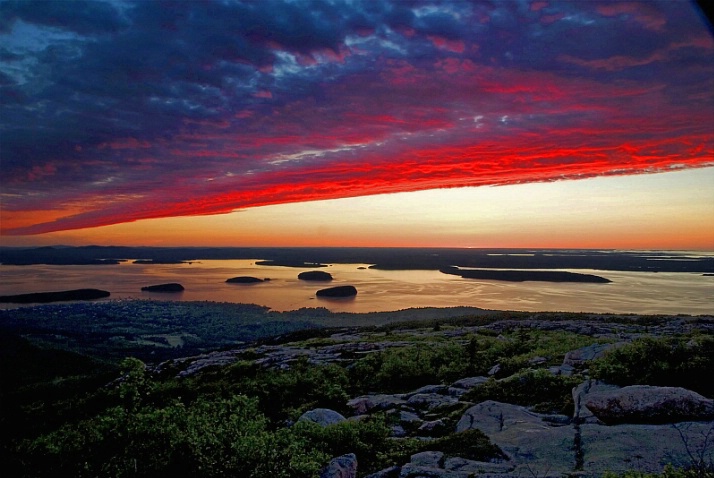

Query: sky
[0,0,713,250]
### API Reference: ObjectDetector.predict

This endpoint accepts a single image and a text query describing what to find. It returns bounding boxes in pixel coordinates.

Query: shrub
[419,429,508,462]
[19,393,336,478]
[349,344,468,393]
[464,369,581,414]
[590,336,714,397]
[290,416,399,473]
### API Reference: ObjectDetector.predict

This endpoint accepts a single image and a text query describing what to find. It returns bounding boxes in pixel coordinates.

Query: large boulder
[572,379,621,424]
[320,453,357,478]
[584,385,714,424]
[298,408,347,427]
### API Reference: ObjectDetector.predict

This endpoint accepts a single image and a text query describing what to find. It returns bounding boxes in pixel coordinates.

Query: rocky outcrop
[316,285,357,298]
[584,385,714,424]
[0,288,110,303]
[572,379,621,424]
[347,394,406,415]
[456,401,577,475]
[563,342,625,368]
[406,393,458,411]
[141,283,184,292]
[298,408,347,427]
[448,376,488,397]
[298,271,333,281]
[395,450,514,477]
[150,314,714,477]
[226,276,265,283]
[579,421,714,474]
[319,453,357,478]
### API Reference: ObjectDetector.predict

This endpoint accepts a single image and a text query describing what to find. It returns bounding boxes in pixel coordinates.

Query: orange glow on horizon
[3,169,712,251]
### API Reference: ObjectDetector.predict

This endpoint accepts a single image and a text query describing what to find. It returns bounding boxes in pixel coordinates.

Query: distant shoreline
[0,289,111,304]
[1,246,712,273]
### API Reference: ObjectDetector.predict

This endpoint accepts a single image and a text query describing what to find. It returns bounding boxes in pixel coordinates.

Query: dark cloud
[1,0,712,235]
[0,0,127,34]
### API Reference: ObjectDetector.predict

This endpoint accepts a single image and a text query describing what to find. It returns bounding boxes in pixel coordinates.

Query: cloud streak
[1,0,712,235]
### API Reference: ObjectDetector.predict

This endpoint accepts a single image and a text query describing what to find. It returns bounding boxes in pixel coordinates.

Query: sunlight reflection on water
[0,259,712,315]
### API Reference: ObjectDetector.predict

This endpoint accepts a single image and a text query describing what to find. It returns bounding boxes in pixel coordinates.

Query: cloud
[1,0,712,235]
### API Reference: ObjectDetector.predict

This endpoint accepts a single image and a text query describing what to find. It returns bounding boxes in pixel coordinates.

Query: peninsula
[0,288,110,303]
[440,266,611,283]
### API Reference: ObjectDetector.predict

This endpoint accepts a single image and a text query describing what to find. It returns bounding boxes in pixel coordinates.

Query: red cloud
[3,23,713,237]
[595,2,667,31]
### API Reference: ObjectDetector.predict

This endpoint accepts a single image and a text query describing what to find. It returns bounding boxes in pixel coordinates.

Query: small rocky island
[298,271,333,281]
[225,276,265,284]
[133,259,187,264]
[141,283,185,292]
[0,288,111,304]
[316,285,357,298]
[255,260,327,268]
[441,266,611,283]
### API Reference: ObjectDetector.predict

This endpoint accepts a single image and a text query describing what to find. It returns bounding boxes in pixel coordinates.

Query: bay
[1,259,712,315]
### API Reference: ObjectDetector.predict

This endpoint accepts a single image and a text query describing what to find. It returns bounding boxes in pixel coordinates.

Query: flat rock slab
[456,401,575,474]
[563,342,625,368]
[580,421,714,474]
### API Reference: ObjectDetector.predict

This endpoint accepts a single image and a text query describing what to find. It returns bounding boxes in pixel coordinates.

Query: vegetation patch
[419,429,508,462]
[464,369,583,414]
[590,335,714,398]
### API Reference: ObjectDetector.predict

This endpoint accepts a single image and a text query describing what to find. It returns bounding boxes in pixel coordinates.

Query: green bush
[419,429,508,461]
[590,336,714,397]
[19,394,321,478]
[187,358,351,421]
[18,393,412,478]
[464,369,581,414]
[290,416,399,473]
[349,344,467,393]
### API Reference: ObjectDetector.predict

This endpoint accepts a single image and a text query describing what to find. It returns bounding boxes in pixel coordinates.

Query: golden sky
[4,167,713,250]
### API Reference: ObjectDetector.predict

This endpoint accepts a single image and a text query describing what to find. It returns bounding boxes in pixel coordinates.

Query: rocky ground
[155,313,714,477]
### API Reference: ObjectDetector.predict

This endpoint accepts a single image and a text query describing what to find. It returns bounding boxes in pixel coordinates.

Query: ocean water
[0,259,712,315]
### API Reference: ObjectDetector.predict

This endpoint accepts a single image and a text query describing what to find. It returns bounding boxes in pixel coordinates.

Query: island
[133,259,187,264]
[298,271,333,281]
[141,283,185,292]
[440,266,611,283]
[226,276,265,284]
[0,288,111,304]
[255,260,327,268]
[316,285,358,298]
